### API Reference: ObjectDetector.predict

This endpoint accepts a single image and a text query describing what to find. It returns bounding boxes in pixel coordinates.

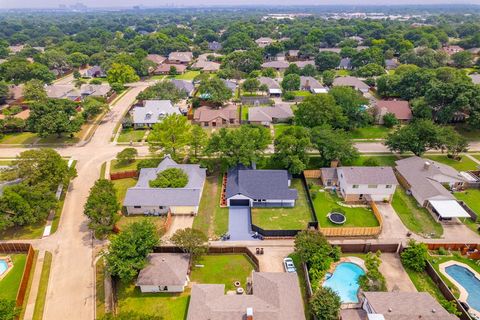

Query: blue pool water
[323,262,365,303]
[445,264,480,312]
[0,260,7,276]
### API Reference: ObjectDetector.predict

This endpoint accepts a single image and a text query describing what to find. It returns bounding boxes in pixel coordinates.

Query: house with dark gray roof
[83,66,106,78]
[123,156,206,215]
[226,166,297,207]
[136,253,190,293]
[261,60,289,71]
[300,76,328,94]
[208,41,222,51]
[171,79,195,97]
[130,100,181,129]
[338,57,352,70]
[258,77,282,96]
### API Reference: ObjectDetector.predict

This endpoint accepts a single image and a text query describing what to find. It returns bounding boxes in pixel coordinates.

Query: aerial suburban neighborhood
[1,3,480,320]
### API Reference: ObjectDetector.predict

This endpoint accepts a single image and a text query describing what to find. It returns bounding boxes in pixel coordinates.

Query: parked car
[283,257,296,273]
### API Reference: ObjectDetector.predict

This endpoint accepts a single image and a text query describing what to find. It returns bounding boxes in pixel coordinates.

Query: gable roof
[339,57,352,69]
[248,104,293,122]
[155,63,187,73]
[222,79,237,92]
[191,60,221,71]
[170,79,195,94]
[261,60,289,69]
[187,272,305,320]
[45,84,80,100]
[258,77,281,90]
[146,54,166,65]
[333,76,369,90]
[136,253,190,287]
[168,51,193,63]
[292,60,315,68]
[375,100,412,120]
[337,167,398,185]
[226,167,297,200]
[300,76,325,92]
[84,65,106,77]
[131,100,180,124]
[80,84,111,97]
[193,105,238,122]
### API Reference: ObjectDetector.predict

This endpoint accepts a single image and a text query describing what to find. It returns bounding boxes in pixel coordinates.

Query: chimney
[246,307,253,320]
[424,161,431,170]
[330,160,339,168]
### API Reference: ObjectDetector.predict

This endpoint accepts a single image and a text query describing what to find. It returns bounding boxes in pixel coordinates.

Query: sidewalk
[23,250,46,320]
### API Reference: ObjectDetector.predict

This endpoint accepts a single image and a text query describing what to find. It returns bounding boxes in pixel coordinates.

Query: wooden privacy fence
[303,170,321,179]
[0,242,31,252]
[110,170,138,180]
[16,245,35,307]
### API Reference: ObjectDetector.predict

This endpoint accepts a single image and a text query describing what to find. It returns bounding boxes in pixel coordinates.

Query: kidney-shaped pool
[323,262,365,303]
[445,264,480,313]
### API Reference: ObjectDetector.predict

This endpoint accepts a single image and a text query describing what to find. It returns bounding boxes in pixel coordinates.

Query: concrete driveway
[163,215,194,240]
[379,253,417,292]
[376,203,410,240]
[228,207,256,241]
[251,246,294,272]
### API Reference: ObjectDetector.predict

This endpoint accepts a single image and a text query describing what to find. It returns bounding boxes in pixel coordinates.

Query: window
[159,206,164,209]
[230,119,234,124]
[204,122,209,127]
[368,185,377,189]
[352,185,359,189]
[134,205,141,209]
[386,185,392,189]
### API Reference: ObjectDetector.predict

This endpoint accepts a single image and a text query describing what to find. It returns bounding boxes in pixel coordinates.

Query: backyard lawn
[193,173,228,238]
[112,178,137,203]
[347,125,391,140]
[424,155,478,171]
[241,105,249,121]
[405,268,446,303]
[0,254,27,301]
[273,124,297,138]
[309,184,380,228]
[345,155,400,167]
[190,254,255,291]
[117,128,148,143]
[251,179,313,230]
[0,132,38,144]
[454,189,480,233]
[392,187,443,238]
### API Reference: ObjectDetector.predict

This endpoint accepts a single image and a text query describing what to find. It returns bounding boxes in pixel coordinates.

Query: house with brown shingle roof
[248,104,293,126]
[333,76,370,94]
[146,54,166,66]
[261,60,289,71]
[191,60,221,72]
[167,51,193,64]
[255,37,274,48]
[154,63,187,75]
[193,104,239,128]
[375,99,412,124]
[187,272,305,320]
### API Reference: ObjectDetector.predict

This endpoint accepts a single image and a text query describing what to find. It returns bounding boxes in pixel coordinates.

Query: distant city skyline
[1,0,480,9]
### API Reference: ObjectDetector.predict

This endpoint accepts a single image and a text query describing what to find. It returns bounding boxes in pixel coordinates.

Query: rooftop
[333,76,370,90]
[375,100,412,120]
[131,100,180,124]
[248,104,293,123]
[136,253,190,287]
[337,167,398,185]
[193,105,238,122]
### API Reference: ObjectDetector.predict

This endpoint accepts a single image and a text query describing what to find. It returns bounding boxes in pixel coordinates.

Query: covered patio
[426,200,471,222]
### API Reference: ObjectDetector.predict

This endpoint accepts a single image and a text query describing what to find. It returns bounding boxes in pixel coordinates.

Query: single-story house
[338,58,352,70]
[258,77,282,97]
[287,50,300,60]
[171,79,195,97]
[441,45,464,56]
[248,104,293,126]
[300,76,328,94]
[146,54,166,66]
[320,166,398,203]
[80,84,112,99]
[130,100,181,129]
[255,37,274,48]
[362,292,458,320]
[261,60,289,71]
[187,272,305,320]
[83,66,106,78]
[292,60,315,69]
[193,104,239,128]
[375,99,412,124]
[45,84,81,101]
[191,60,220,72]
[333,76,370,94]
[222,79,237,93]
[8,45,24,54]
[395,156,471,221]
[167,51,193,64]
[154,63,187,75]
[136,253,190,293]
[226,166,298,207]
[0,108,30,120]
[123,156,206,215]
[208,41,222,51]
[385,58,400,70]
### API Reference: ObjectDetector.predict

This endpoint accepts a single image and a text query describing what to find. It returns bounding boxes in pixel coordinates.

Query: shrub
[283,91,295,101]
[359,251,387,292]
[136,158,163,170]
[363,157,380,166]
[111,83,124,93]
[309,287,341,320]
[401,240,428,272]
[437,247,447,255]
[383,112,399,128]
[149,167,189,188]
[116,148,138,165]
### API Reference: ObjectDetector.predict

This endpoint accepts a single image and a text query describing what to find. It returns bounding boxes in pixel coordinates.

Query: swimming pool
[0,259,8,276]
[323,262,365,303]
[445,264,480,312]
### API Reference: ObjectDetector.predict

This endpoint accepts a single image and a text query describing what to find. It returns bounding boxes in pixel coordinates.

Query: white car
[283,257,296,273]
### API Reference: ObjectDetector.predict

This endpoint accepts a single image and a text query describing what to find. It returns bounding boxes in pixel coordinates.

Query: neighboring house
[255,37,274,48]
[146,54,166,66]
[248,104,293,126]
[6,84,24,105]
[467,47,480,55]
[338,58,352,70]
[320,166,398,202]
[154,63,187,75]
[258,77,282,97]
[222,79,237,94]
[136,253,190,293]
[349,35,364,44]
[300,76,328,94]
[193,104,239,128]
[385,58,400,70]
[208,41,222,51]
[168,51,194,64]
[45,84,81,101]
[375,99,412,124]
[191,60,220,72]
[469,73,480,85]
[333,76,370,94]
[80,84,112,99]
[226,166,298,207]
[8,45,24,54]
[187,272,305,320]
[441,45,464,56]
[0,109,30,121]
[130,100,181,129]
[287,49,299,60]
[318,47,342,54]
[123,156,206,215]
[292,60,315,69]
[362,292,458,320]
[83,66,106,78]
[395,156,471,221]
[171,79,195,97]
[261,60,289,71]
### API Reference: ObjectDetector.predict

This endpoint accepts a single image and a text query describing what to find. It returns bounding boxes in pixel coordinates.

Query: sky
[1,0,479,9]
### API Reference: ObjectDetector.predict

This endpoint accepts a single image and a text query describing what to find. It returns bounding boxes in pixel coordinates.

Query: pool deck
[327,256,366,309]
[439,260,480,318]
[0,256,13,280]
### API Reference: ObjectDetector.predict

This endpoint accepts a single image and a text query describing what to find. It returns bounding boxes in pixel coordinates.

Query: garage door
[229,199,250,207]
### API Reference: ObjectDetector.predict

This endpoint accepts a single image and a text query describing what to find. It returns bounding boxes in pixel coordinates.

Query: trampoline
[328,212,346,225]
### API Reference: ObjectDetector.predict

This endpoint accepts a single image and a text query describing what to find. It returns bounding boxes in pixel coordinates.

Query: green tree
[301,64,317,77]
[241,78,260,93]
[105,220,159,282]
[328,86,370,130]
[284,63,301,76]
[190,125,208,160]
[401,240,428,272]
[261,67,276,78]
[315,51,341,72]
[67,52,89,68]
[205,125,271,168]
[221,49,263,74]
[148,114,192,159]
[0,299,18,320]
[311,126,358,166]
[0,82,8,105]
[382,113,399,128]
[273,126,311,174]
[149,168,189,188]
[107,63,139,85]
[355,63,385,77]
[438,126,468,159]
[281,73,300,92]
[198,77,232,106]
[23,79,47,102]
[137,81,187,103]
[359,251,387,292]
[170,228,208,261]
[84,179,120,238]
[294,95,347,129]
[322,70,335,86]
[82,97,108,120]
[309,287,341,320]
[116,148,138,165]
[452,51,473,68]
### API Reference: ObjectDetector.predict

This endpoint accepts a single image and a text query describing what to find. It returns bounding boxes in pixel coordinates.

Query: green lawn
[168,70,200,81]
[309,184,380,228]
[289,253,311,319]
[273,124,296,138]
[454,189,480,233]
[251,179,312,230]
[405,268,445,303]
[116,215,167,236]
[454,124,480,141]
[96,259,106,319]
[0,254,27,301]
[193,173,228,238]
[424,155,478,172]
[241,105,249,121]
[336,70,350,76]
[392,187,443,238]
[37,134,80,144]
[345,155,399,167]
[0,132,38,144]
[190,254,255,291]
[0,220,46,240]
[33,251,52,320]
[117,129,148,143]
[110,159,142,173]
[116,283,190,320]
[348,125,392,140]
[112,178,138,203]
[291,90,312,97]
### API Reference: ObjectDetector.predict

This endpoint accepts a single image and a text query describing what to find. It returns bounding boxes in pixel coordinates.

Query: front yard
[116,215,167,236]
[112,178,137,204]
[167,70,200,81]
[0,132,38,144]
[347,125,392,140]
[251,179,313,230]
[391,187,443,238]
[0,254,27,301]
[273,124,297,138]
[110,159,141,173]
[454,189,480,233]
[425,155,478,171]
[117,128,148,143]
[309,184,380,228]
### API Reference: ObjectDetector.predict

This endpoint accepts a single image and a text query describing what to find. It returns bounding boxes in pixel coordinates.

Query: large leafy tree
[0,82,8,105]
[328,86,371,130]
[190,125,208,160]
[106,63,139,85]
[82,97,108,120]
[294,95,347,129]
[22,79,47,102]
[221,49,263,74]
[149,168,189,188]
[310,126,358,166]
[148,114,192,159]
[0,299,19,320]
[105,220,159,282]
[198,77,232,106]
[170,228,208,261]
[84,179,120,238]
[315,52,341,72]
[310,287,341,320]
[401,240,428,272]
[273,126,311,174]
[281,74,300,92]
[205,125,271,168]
[136,81,187,103]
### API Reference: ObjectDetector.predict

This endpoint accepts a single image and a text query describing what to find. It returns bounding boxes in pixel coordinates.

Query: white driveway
[376,203,410,240]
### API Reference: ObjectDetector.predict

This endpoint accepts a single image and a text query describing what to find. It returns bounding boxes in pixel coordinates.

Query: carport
[426,200,470,222]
